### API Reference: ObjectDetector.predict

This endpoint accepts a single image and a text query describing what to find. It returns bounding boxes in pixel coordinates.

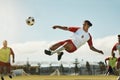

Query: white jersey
[70,28,90,48]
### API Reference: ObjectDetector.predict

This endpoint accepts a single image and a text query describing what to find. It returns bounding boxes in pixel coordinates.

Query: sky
[0,0,120,65]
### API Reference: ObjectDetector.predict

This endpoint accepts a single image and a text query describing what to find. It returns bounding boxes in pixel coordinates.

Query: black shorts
[107,66,114,74]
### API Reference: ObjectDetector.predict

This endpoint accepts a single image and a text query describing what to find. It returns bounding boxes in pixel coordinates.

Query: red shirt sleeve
[68,27,80,32]
[87,33,93,47]
[112,43,118,52]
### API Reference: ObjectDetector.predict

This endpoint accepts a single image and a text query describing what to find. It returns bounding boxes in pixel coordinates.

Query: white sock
[57,52,62,55]
[50,46,65,55]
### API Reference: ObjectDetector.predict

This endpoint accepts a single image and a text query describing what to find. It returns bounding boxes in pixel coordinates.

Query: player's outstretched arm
[89,46,104,54]
[53,25,69,31]
[10,48,15,63]
[105,59,108,66]
[111,44,118,55]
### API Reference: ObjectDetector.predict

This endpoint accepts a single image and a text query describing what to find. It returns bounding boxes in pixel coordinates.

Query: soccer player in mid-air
[44,20,104,61]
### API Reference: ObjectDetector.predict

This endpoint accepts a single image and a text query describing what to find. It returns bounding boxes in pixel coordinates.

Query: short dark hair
[118,35,120,38]
[85,20,92,27]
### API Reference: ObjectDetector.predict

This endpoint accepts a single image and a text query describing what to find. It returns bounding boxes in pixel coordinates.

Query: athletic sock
[57,52,62,55]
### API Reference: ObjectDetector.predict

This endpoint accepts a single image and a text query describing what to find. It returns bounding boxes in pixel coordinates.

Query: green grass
[3,75,118,80]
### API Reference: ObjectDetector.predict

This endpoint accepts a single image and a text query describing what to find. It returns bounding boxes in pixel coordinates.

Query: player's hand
[53,25,59,29]
[99,50,104,55]
[53,26,57,29]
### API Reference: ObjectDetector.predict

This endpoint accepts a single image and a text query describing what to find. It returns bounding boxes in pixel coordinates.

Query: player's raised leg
[45,39,77,61]
[44,40,68,55]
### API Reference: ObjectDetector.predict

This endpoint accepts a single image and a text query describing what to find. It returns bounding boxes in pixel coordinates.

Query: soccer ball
[117,76,120,80]
[26,17,35,26]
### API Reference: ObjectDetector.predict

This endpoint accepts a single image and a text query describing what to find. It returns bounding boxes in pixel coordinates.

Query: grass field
[3,75,118,80]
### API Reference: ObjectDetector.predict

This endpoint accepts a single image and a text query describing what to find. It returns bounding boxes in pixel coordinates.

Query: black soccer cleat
[58,52,64,61]
[44,50,52,56]
[9,75,12,79]
[1,76,4,80]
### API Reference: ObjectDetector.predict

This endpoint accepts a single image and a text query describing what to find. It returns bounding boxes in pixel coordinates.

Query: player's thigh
[64,43,73,49]
[0,62,6,73]
[64,40,77,53]
[50,40,70,50]
[50,40,67,50]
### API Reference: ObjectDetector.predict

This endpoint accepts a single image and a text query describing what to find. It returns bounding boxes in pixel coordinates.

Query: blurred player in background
[112,35,120,69]
[45,20,104,61]
[0,40,15,80]
[105,53,117,75]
